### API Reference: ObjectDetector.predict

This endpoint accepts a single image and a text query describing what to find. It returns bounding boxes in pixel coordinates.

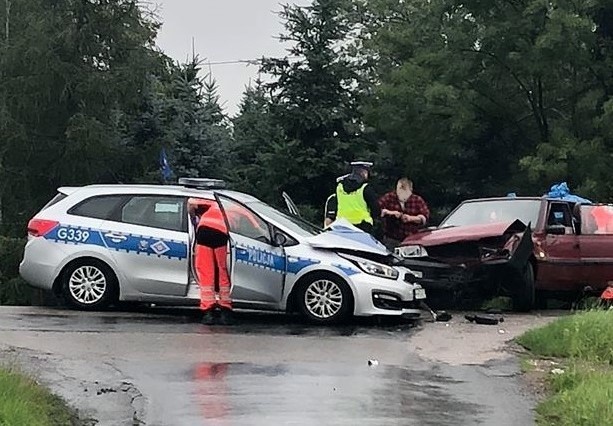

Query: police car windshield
[248,202,323,237]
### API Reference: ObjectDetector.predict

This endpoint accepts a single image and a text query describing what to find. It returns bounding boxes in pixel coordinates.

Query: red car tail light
[27,219,59,237]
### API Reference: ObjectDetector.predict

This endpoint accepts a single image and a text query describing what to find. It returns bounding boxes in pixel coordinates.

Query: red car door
[578,204,613,290]
[535,202,584,291]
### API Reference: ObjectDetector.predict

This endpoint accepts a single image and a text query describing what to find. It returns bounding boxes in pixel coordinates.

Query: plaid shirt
[378,192,430,241]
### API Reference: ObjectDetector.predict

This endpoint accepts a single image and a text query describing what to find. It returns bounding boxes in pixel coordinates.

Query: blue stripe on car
[332,264,360,276]
[43,225,356,276]
[235,245,321,275]
[44,224,188,260]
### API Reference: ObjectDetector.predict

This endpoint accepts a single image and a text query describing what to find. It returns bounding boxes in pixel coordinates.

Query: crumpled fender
[506,225,533,272]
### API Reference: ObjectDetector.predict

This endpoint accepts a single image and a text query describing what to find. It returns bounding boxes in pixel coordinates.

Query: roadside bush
[517,310,613,364]
[519,311,613,425]
[0,236,25,277]
[0,367,77,425]
[537,365,613,426]
[0,237,34,305]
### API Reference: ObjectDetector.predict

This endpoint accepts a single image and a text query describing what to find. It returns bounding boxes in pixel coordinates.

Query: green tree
[0,0,164,235]
[256,0,371,213]
[230,80,286,200]
[359,0,613,212]
[157,58,232,181]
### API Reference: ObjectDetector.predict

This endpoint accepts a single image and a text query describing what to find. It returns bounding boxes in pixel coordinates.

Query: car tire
[513,262,535,312]
[296,273,353,325]
[62,259,118,311]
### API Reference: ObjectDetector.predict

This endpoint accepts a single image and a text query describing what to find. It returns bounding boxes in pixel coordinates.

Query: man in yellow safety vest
[326,161,380,234]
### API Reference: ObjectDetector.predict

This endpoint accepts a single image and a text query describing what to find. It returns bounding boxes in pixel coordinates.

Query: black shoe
[218,309,233,325]
[201,310,215,325]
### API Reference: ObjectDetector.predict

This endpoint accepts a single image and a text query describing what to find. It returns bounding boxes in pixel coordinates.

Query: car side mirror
[546,224,566,235]
[273,232,288,247]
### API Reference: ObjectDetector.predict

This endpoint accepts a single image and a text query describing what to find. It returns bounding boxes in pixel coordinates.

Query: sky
[154,0,307,117]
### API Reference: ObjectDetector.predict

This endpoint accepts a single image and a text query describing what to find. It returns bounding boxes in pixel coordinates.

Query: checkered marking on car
[150,240,171,256]
[43,224,188,260]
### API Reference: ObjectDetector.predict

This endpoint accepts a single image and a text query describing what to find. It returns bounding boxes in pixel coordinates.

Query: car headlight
[394,245,428,258]
[338,254,399,280]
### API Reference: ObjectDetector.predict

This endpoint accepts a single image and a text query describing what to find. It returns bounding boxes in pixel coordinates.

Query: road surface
[0,307,562,425]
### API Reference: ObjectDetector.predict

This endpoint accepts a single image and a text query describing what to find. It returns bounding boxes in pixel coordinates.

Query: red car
[396,197,613,310]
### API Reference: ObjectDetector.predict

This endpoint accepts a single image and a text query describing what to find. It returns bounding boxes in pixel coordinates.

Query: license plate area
[414,288,426,300]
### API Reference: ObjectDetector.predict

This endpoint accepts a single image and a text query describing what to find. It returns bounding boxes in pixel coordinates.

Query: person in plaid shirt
[378,178,430,247]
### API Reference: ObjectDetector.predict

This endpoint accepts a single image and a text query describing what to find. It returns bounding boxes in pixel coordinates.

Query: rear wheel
[513,262,535,312]
[62,260,117,310]
[297,273,353,324]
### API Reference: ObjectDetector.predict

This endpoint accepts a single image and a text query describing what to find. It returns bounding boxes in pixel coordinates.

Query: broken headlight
[338,254,399,280]
[394,245,429,258]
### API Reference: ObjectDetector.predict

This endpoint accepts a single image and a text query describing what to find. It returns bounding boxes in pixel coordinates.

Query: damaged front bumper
[398,228,534,308]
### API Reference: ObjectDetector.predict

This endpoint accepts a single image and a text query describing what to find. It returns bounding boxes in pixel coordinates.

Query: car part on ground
[419,301,452,322]
[464,314,504,325]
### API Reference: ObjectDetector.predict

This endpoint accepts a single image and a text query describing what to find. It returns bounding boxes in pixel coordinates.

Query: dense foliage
[1,0,612,235]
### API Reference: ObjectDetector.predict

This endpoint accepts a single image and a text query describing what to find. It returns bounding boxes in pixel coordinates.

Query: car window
[248,201,323,238]
[42,192,68,211]
[120,196,185,232]
[68,195,126,220]
[218,198,271,244]
[547,202,574,233]
[580,205,613,235]
[440,199,541,227]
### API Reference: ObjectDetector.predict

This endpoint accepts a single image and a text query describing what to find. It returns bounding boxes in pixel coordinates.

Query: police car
[19,179,426,324]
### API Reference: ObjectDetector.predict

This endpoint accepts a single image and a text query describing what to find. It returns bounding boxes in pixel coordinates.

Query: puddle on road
[178,361,480,425]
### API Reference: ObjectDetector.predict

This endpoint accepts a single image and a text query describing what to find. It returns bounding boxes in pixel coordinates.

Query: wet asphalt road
[0,306,538,426]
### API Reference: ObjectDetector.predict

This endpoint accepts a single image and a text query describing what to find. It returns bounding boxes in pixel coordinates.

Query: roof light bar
[178,178,227,190]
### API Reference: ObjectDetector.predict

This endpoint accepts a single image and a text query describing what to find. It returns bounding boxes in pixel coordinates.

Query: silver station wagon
[20,179,426,323]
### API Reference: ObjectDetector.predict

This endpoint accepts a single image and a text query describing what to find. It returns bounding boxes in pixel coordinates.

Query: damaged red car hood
[401,221,525,247]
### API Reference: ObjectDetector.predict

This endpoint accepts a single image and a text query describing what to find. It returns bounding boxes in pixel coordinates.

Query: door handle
[104,232,127,241]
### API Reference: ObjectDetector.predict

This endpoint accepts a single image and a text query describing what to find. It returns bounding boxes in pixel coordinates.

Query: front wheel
[297,273,353,324]
[62,260,117,310]
[513,262,535,312]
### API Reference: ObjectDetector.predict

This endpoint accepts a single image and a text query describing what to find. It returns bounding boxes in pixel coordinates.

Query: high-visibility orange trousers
[195,245,232,311]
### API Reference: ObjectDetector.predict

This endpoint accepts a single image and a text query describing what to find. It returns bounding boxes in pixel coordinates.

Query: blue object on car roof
[545,182,592,204]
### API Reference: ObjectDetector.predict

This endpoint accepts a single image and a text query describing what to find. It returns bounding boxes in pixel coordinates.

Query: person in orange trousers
[189,199,233,325]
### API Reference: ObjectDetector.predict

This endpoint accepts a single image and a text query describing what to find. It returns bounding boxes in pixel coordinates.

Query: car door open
[282,191,301,217]
[214,193,287,308]
[578,204,613,289]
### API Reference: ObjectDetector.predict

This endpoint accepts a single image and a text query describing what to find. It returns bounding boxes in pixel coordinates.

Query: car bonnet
[305,220,390,256]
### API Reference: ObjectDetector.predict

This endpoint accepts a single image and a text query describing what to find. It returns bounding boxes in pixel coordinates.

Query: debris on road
[368,359,379,367]
[420,301,452,322]
[464,314,505,325]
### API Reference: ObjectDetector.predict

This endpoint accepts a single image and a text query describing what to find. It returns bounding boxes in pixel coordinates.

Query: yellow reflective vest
[336,183,373,225]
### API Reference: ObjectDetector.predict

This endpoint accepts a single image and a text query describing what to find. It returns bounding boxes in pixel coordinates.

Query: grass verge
[0,367,77,426]
[517,310,613,426]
